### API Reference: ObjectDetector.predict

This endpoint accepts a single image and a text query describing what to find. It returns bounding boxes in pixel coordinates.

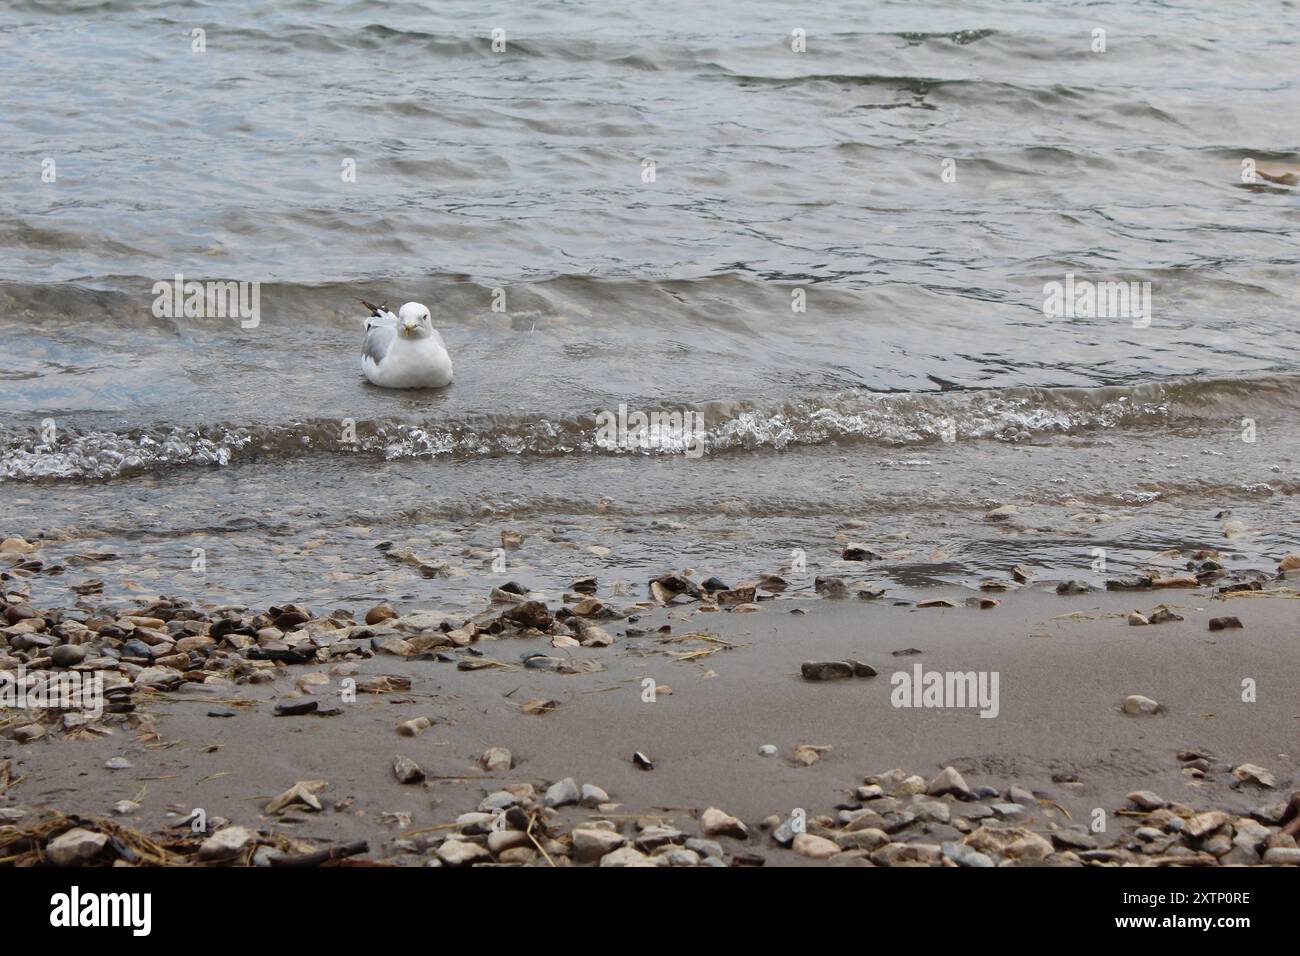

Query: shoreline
[3,553,1299,866]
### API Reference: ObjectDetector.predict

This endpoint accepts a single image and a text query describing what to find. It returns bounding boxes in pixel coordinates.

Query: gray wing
[362,310,398,365]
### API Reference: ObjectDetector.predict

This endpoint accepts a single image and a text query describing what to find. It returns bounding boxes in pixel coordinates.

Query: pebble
[364,604,398,625]
[1208,616,1242,631]
[543,777,581,808]
[600,845,657,867]
[1122,694,1162,716]
[572,827,625,862]
[800,660,876,680]
[1262,848,1300,865]
[701,806,748,839]
[396,716,432,737]
[481,747,513,772]
[579,783,609,807]
[50,643,87,667]
[437,840,490,866]
[941,841,994,867]
[1127,611,1149,626]
[686,837,724,859]
[758,744,777,757]
[199,826,256,861]
[1231,763,1275,788]
[47,827,109,865]
[927,766,972,799]
[792,833,841,860]
[392,756,425,784]
[1126,790,1167,811]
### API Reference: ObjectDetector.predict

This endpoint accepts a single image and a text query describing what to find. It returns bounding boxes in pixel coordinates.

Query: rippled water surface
[2,0,1298,605]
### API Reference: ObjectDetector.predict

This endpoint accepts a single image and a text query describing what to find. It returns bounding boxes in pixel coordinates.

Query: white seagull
[360,300,453,389]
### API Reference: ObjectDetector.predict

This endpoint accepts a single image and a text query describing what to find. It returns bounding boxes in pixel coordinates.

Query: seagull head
[397,302,433,339]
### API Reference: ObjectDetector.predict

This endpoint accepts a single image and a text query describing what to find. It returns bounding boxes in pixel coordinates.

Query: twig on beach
[269,839,369,867]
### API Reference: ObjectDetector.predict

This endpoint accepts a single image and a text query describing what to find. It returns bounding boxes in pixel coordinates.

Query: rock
[571,618,614,647]
[50,643,87,667]
[1056,580,1091,595]
[199,826,256,861]
[364,604,397,625]
[486,829,530,854]
[1127,790,1167,811]
[916,598,959,609]
[600,845,657,867]
[893,774,928,796]
[1008,785,1036,806]
[481,747,513,772]
[634,826,685,851]
[686,837,724,859]
[1122,694,1162,716]
[1127,611,1149,626]
[579,783,609,807]
[392,756,425,784]
[1232,763,1275,788]
[1263,848,1300,865]
[1148,606,1182,624]
[872,842,942,866]
[792,833,841,860]
[657,847,701,867]
[265,780,325,814]
[942,841,994,867]
[543,777,581,808]
[504,600,552,631]
[813,576,849,598]
[437,840,490,866]
[1278,553,1300,573]
[985,505,1017,521]
[105,756,132,770]
[373,636,414,657]
[632,751,654,770]
[701,807,748,839]
[572,827,625,862]
[1152,574,1198,588]
[842,546,880,561]
[800,661,852,680]
[1184,811,1230,838]
[927,766,972,799]
[478,790,517,812]
[791,744,830,767]
[47,827,109,865]
[1209,616,1243,631]
[396,716,432,737]
[758,744,777,757]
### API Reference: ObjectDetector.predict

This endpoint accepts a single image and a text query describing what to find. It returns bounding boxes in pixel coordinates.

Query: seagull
[359,300,453,389]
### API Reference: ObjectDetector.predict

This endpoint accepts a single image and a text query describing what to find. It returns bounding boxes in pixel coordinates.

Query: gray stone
[942,841,994,867]
[47,828,109,865]
[543,777,581,808]
[927,766,972,799]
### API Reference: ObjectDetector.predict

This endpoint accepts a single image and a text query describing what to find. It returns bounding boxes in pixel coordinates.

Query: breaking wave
[4,374,1297,481]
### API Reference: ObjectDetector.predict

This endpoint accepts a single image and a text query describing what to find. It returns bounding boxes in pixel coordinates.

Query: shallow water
[2,0,1298,606]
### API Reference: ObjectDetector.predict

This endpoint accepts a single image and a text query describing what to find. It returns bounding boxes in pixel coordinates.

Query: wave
[4,374,1298,481]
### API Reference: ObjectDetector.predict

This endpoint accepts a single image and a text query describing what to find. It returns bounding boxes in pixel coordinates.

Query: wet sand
[6,584,1297,865]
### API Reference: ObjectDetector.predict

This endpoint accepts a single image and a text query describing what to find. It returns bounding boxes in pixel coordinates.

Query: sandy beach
[4,555,1297,867]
